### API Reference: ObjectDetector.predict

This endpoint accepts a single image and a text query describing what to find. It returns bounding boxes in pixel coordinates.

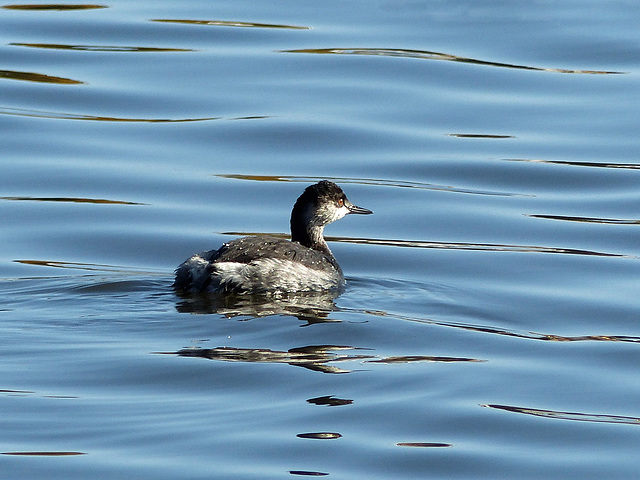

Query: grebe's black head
[290,180,372,250]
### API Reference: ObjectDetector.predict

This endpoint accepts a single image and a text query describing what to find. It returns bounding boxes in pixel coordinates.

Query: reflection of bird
[175,286,340,323]
[174,181,372,293]
[172,345,375,374]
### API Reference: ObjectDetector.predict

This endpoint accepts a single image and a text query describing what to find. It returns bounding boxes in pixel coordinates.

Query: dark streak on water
[281,47,627,74]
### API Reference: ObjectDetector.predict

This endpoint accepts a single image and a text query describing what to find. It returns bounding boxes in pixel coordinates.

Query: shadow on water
[280,47,626,74]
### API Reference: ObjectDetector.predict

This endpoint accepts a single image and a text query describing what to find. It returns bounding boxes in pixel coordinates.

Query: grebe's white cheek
[332,205,351,222]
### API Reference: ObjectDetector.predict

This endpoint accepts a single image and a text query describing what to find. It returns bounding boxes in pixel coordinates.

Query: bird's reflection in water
[175,289,341,325]
[170,345,375,374]
[172,289,372,372]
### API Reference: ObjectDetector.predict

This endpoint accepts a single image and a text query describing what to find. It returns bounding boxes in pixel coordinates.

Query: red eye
[338,198,344,207]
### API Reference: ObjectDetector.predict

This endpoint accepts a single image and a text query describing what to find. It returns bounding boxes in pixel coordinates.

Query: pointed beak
[346,201,373,215]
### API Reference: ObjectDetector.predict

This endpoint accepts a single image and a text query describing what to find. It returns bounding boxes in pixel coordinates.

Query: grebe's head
[291,180,372,232]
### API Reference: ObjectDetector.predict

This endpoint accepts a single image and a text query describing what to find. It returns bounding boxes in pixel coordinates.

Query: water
[2,1,640,478]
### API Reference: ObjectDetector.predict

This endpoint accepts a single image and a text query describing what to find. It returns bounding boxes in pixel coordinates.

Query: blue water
[2,1,640,478]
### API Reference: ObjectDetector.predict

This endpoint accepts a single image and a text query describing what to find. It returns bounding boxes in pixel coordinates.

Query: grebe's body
[174,181,372,294]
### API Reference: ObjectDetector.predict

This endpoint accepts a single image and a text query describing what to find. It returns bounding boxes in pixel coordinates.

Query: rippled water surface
[2,1,640,478]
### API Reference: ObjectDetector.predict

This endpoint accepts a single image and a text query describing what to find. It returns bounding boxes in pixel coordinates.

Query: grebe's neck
[292,224,331,255]
[290,200,333,255]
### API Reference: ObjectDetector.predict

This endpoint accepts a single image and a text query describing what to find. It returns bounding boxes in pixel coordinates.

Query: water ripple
[296,432,341,440]
[0,69,83,85]
[349,307,640,344]
[11,42,194,53]
[289,471,328,477]
[281,48,626,75]
[396,442,452,448]
[2,451,87,456]
[448,133,514,139]
[218,232,628,258]
[367,355,484,364]
[483,404,640,426]
[306,396,353,407]
[217,173,527,197]
[13,259,159,275]
[529,214,640,225]
[506,158,640,170]
[2,4,105,10]
[330,236,628,258]
[2,196,145,205]
[0,107,268,123]
[152,18,310,30]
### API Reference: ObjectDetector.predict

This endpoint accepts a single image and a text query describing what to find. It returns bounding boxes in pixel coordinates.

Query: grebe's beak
[345,201,373,215]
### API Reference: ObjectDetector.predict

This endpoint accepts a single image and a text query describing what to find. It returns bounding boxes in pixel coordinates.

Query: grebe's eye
[338,198,344,207]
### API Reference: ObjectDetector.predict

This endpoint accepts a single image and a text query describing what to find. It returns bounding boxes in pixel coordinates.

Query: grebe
[174,181,372,293]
